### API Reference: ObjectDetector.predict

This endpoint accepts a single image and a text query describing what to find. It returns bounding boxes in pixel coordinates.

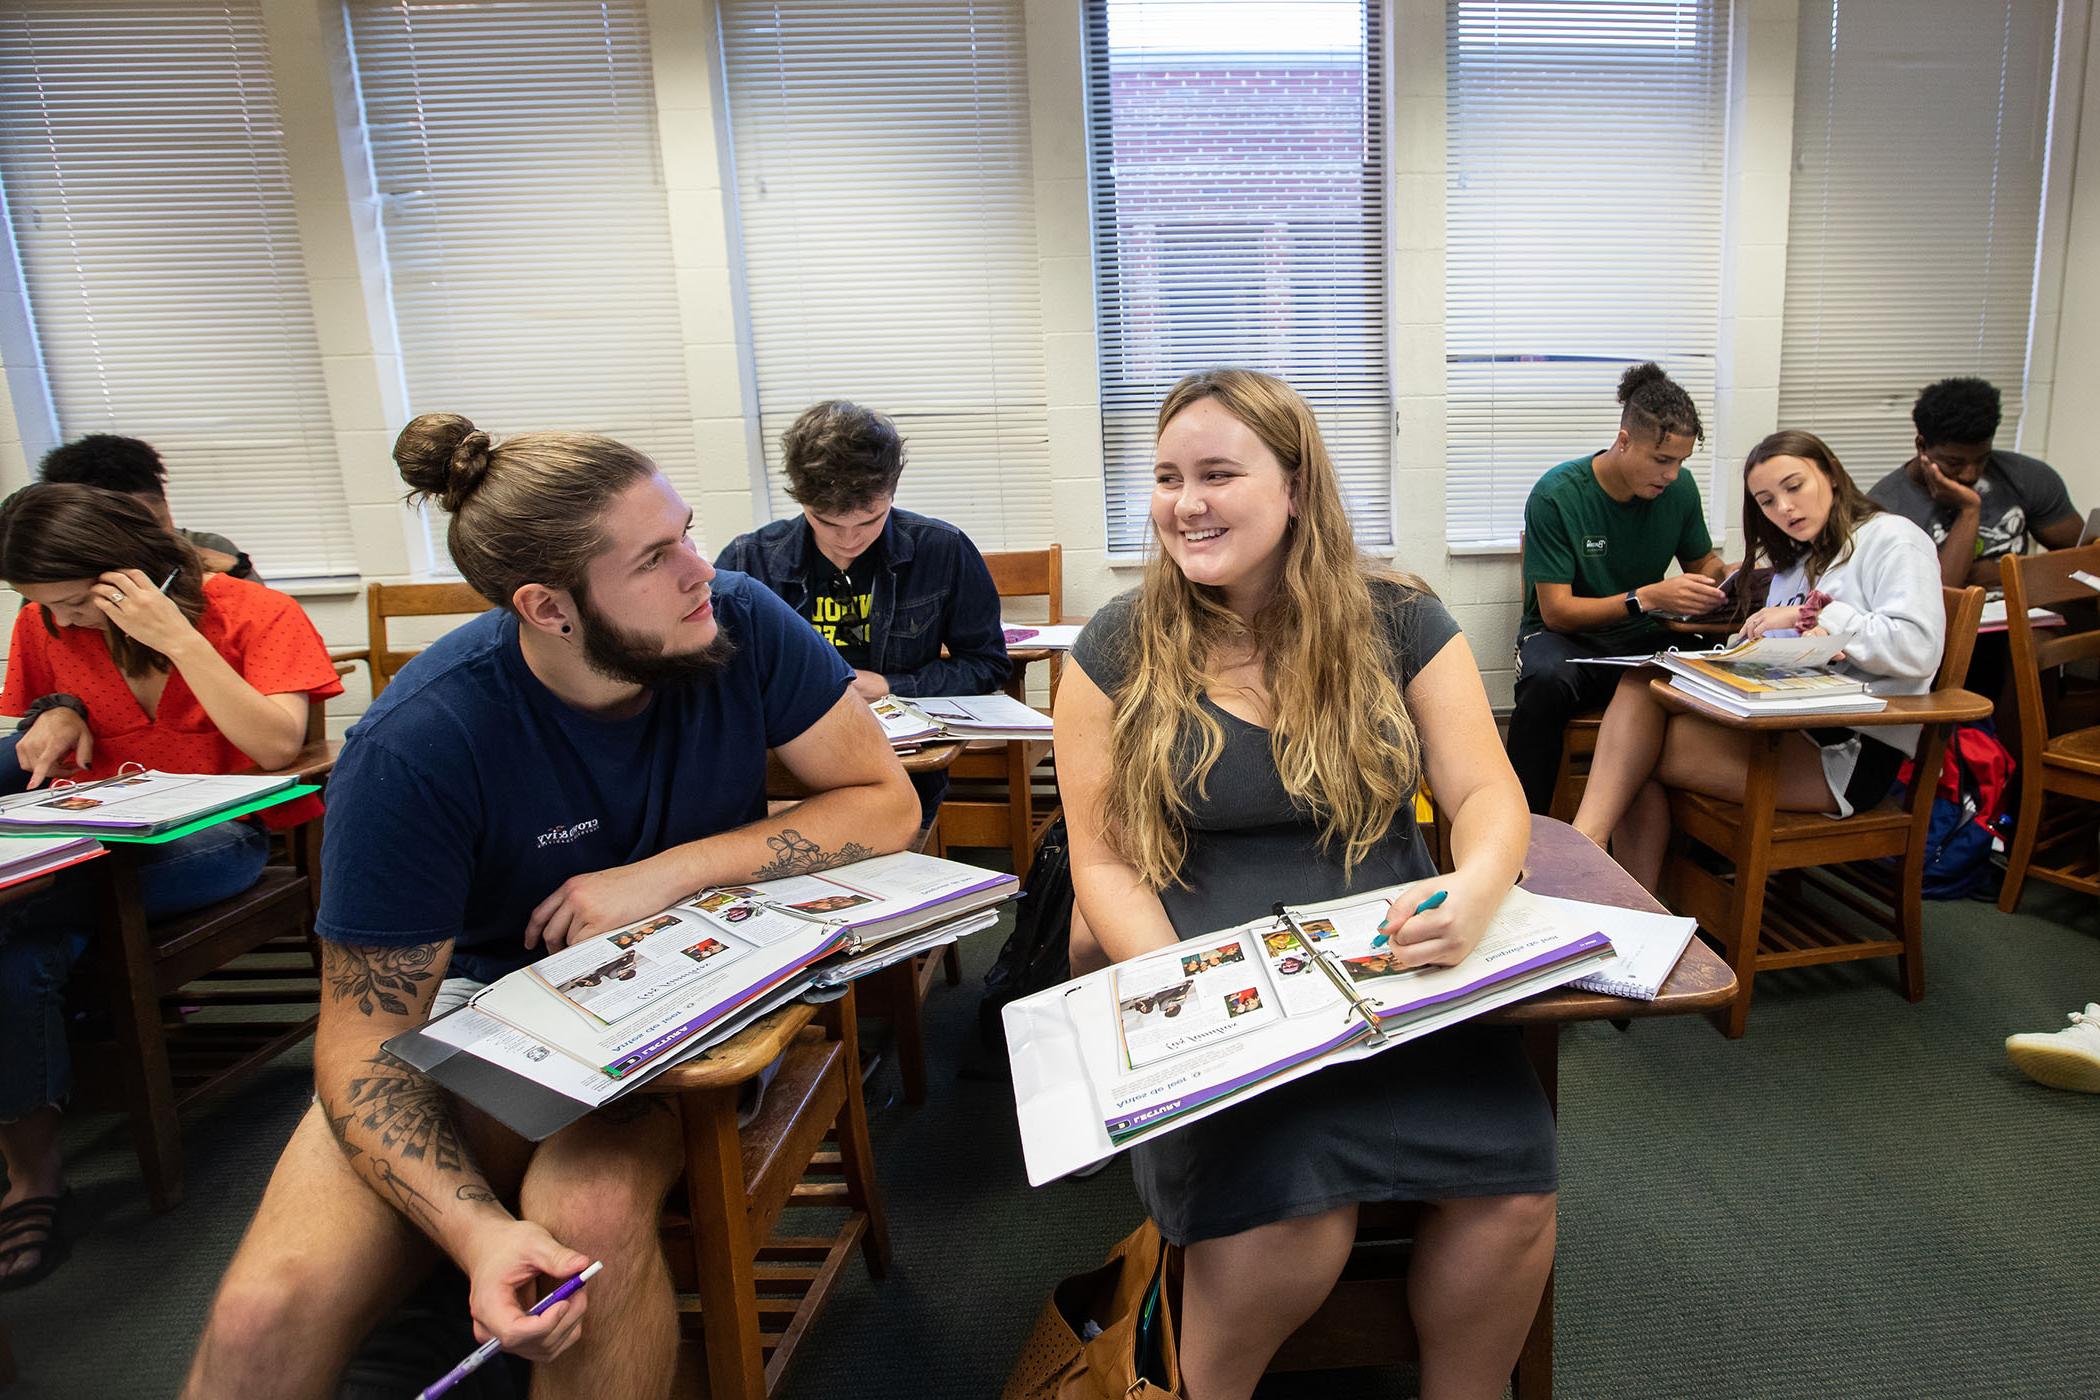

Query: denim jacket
[713,507,1010,699]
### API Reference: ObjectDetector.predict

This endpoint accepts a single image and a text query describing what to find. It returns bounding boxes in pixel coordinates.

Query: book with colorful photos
[473,850,1014,1071]
[1004,885,1619,1185]
[871,692,1052,746]
[0,768,303,838]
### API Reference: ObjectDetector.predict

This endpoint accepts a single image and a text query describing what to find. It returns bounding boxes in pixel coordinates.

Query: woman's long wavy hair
[1104,370,1425,889]
[1737,430,1882,614]
[0,483,206,676]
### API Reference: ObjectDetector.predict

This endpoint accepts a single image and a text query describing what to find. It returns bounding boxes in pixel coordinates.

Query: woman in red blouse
[0,484,341,1290]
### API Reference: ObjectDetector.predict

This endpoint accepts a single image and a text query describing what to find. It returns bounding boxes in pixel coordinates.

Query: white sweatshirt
[1760,511,1946,756]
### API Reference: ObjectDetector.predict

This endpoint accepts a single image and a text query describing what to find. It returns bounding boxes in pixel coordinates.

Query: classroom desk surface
[1649,678,1993,731]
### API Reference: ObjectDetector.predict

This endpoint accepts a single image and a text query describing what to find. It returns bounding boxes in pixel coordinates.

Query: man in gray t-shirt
[1866,377,2082,588]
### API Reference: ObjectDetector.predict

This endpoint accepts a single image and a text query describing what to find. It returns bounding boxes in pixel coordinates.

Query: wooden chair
[364,579,492,697]
[1546,715,1603,823]
[90,736,340,1212]
[645,992,889,1399]
[1996,542,2100,911]
[939,546,1060,878]
[1656,586,1991,1037]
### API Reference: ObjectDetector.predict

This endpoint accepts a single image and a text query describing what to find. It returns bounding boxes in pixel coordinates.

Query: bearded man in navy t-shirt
[185,414,920,1400]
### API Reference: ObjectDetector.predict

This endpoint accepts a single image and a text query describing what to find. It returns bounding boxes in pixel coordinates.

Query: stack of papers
[0,770,301,837]
[387,851,1018,1139]
[0,832,105,890]
[869,693,1052,747]
[1580,634,1887,717]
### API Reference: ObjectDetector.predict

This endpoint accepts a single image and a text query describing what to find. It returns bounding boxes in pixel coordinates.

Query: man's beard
[573,589,736,689]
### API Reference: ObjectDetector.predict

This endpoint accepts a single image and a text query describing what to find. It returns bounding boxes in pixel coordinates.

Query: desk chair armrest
[256,738,341,784]
[1647,680,1992,731]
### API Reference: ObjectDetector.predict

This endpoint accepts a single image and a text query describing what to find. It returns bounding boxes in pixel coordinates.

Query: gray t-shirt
[1866,450,2076,563]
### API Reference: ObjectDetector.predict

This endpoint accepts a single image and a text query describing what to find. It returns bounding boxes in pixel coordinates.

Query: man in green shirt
[1507,363,1727,815]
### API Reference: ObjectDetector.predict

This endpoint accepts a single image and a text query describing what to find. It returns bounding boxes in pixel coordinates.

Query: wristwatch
[1623,589,1644,618]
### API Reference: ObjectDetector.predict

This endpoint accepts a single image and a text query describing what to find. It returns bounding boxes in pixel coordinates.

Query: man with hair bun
[1506,362,1728,815]
[1866,376,2083,589]
[185,415,921,1399]
[715,399,1007,823]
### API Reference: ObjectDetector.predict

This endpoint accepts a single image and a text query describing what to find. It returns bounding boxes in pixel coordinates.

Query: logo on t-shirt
[535,818,601,849]
[1582,535,1608,557]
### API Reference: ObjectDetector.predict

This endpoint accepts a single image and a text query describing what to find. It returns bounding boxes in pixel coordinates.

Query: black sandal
[0,1189,74,1291]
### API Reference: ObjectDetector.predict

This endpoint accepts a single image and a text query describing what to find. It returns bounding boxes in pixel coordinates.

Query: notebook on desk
[0,769,300,837]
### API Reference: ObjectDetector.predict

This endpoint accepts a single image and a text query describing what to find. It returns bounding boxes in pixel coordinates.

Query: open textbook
[1575,633,1886,717]
[386,851,1016,1139]
[1004,885,1620,1185]
[0,769,302,837]
[869,692,1053,748]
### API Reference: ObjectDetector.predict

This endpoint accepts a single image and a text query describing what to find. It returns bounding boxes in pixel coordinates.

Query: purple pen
[417,1259,603,1400]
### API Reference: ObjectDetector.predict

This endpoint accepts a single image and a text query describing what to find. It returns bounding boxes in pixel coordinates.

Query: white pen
[156,565,179,592]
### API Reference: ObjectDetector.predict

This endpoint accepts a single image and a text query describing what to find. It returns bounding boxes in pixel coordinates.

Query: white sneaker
[2006,1003,2100,1093]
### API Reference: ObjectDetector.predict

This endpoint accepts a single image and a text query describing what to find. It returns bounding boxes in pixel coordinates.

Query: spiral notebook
[1570,904,1699,1001]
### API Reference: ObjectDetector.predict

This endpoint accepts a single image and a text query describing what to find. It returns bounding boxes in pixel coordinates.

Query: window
[719,0,1050,550]
[0,0,357,578]
[1087,0,1391,552]
[1444,0,1730,548]
[1778,0,2055,473]
[346,0,696,552]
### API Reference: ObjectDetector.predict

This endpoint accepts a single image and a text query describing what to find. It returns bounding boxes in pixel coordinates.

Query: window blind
[0,0,358,579]
[1777,0,2055,475]
[1444,0,1730,548]
[345,0,698,555]
[718,0,1050,551]
[1087,0,1392,552]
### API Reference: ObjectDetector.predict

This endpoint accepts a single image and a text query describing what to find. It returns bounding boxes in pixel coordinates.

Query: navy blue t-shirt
[316,571,853,983]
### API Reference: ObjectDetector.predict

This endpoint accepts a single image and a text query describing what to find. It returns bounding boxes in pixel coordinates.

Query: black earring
[561,624,572,635]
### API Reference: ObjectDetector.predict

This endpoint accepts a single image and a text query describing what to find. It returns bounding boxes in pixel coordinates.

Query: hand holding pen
[1371,883,1471,969]
[422,1259,602,1399]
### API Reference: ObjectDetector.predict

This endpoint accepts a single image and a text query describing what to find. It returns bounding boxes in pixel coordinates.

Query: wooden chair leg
[1720,736,1782,1040]
[680,1082,767,1400]
[874,960,929,1106]
[1007,741,1033,881]
[941,943,962,987]
[1897,836,1927,1004]
[1997,779,2045,913]
[94,851,183,1212]
[822,991,891,1278]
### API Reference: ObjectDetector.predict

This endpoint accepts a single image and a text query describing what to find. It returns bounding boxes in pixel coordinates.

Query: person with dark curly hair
[714,400,1008,823]
[1506,363,1728,814]
[1867,376,2083,588]
[37,434,261,581]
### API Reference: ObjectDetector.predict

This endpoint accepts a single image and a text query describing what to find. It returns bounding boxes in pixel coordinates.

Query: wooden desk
[1270,817,1737,1397]
[764,739,963,804]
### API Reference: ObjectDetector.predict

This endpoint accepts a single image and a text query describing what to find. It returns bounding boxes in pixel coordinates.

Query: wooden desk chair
[1996,542,2100,911]
[1266,818,1738,1398]
[1656,585,1990,1037]
[645,993,889,1400]
[364,580,492,697]
[941,546,1061,878]
[89,736,340,1212]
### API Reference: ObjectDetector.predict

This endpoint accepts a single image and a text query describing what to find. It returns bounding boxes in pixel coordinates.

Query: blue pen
[417,1260,602,1400]
[1372,889,1447,947]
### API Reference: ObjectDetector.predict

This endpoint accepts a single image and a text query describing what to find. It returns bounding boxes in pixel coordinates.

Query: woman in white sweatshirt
[1572,429,1945,890]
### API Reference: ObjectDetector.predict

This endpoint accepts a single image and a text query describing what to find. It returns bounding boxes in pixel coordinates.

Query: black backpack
[977,811,1074,1056]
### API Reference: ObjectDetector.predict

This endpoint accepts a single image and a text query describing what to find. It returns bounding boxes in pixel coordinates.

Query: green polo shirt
[1519,452,1714,646]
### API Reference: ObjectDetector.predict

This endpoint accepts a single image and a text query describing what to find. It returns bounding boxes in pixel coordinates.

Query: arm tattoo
[752,828,876,881]
[325,942,439,1017]
[338,1050,468,1174]
[372,1158,437,1230]
[455,1183,498,1205]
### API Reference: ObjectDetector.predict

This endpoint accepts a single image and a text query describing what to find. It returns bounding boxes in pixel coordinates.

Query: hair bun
[394,413,492,513]
[1617,362,1668,404]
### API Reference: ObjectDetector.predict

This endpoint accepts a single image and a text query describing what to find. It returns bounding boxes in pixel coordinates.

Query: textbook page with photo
[0,769,301,837]
[388,851,1016,1140]
[1004,886,1618,1185]
[1575,633,1885,717]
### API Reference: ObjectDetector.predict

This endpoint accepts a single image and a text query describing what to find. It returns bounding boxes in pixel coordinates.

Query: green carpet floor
[2,881,2093,1398]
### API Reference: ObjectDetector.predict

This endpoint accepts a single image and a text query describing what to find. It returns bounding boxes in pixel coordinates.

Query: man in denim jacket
[715,400,1008,823]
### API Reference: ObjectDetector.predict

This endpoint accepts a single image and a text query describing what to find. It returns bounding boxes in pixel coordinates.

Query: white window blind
[1087,0,1392,552]
[0,0,357,579]
[718,0,1049,551]
[1444,0,1730,548]
[345,0,697,555]
[1778,0,2055,474]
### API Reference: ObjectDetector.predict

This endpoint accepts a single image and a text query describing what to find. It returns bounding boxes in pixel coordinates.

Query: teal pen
[1373,888,1447,946]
